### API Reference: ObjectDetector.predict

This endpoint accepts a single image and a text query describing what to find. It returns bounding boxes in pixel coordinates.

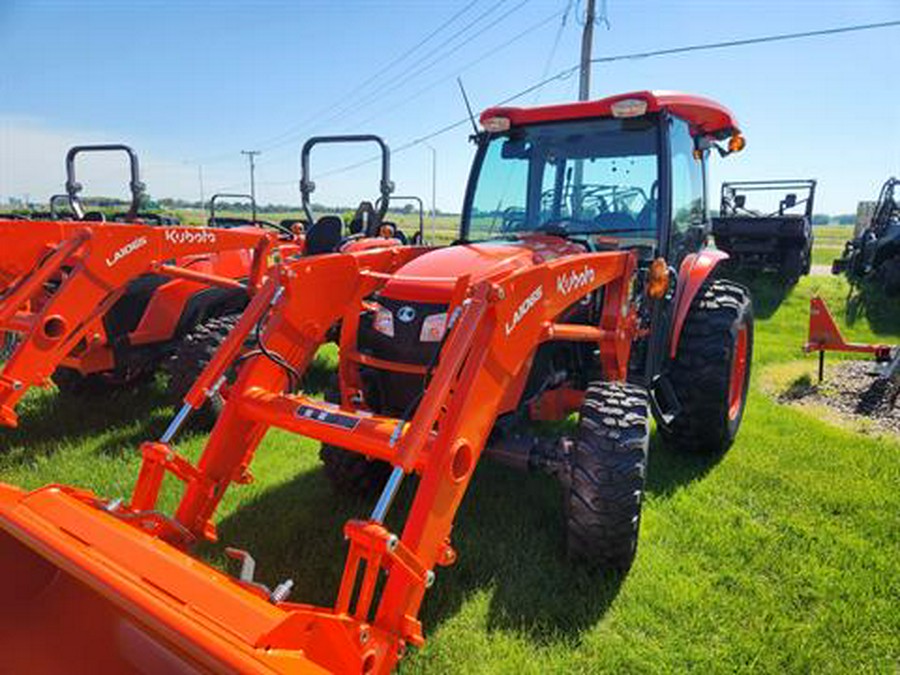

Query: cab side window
[669,117,705,262]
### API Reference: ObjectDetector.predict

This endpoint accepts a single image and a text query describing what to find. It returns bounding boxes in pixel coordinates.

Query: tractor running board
[649,373,682,431]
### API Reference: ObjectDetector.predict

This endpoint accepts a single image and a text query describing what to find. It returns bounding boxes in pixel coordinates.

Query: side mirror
[783,193,797,209]
[734,195,747,209]
[501,138,529,159]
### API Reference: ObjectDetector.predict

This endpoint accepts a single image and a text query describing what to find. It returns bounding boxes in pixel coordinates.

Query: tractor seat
[305,215,343,255]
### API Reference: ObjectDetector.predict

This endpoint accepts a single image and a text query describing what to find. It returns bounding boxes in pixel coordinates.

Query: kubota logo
[105,236,148,267]
[164,228,217,245]
[557,265,595,295]
[505,285,543,336]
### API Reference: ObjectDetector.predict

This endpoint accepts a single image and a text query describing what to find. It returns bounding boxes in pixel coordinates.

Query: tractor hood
[381,235,585,304]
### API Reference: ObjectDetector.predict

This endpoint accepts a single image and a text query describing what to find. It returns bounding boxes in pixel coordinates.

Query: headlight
[419,312,448,342]
[373,306,394,337]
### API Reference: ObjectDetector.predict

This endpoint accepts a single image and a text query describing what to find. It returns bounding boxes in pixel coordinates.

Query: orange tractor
[0,137,409,428]
[0,92,753,673]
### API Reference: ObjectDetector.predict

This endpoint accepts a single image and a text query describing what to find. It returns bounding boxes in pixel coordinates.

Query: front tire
[660,279,753,454]
[166,313,243,424]
[565,381,650,572]
[319,384,391,496]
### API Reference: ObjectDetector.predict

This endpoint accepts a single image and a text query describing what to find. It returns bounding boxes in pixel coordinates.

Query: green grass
[2,238,898,672]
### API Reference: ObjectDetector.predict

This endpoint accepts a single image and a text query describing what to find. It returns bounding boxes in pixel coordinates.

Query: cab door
[668,116,708,266]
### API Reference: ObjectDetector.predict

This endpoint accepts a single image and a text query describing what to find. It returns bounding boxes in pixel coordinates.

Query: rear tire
[565,381,649,572]
[660,279,753,454]
[780,249,803,284]
[52,367,108,396]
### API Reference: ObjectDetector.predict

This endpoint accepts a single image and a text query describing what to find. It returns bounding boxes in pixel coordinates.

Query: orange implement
[804,296,894,382]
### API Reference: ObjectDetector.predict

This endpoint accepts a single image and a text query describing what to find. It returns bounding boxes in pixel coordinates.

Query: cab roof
[481,90,740,139]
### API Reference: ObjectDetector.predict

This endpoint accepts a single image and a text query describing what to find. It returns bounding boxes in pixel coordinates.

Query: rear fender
[668,249,728,358]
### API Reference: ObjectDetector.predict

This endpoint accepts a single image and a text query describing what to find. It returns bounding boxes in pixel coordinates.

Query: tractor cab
[360,92,747,412]
[461,91,745,266]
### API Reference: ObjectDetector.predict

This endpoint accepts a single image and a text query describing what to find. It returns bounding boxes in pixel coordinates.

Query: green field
[1,233,897,672]
[812,224,854,267]
[175,208,462,244]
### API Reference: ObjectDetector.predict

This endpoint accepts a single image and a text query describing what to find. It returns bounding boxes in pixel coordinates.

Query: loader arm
[0,246,639,673]
[101,248,637,672]
[0,220,273,427]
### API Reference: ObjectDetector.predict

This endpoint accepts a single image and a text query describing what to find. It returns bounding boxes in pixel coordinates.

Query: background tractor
[0,144,280,427]
[834,176,900,292]
[0,91,753,673]
[711,179,816,283]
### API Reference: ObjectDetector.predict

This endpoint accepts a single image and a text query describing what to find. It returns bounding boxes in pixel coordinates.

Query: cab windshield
[464,117,660,245]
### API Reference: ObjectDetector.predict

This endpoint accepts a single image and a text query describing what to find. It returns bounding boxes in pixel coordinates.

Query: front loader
[0,137,408,428]
[0,144,283,428]
[0,91,754,673]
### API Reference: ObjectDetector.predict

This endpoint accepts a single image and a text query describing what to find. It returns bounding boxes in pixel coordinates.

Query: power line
[590,18,900,65]
[534,0,574,103]
[251,1,557,178]
[284,18,900,184]
[252,0,484,153]
[300,0,526,134]
[259,0,528,156]
[254,4,563,186]
[338,7,566,136]
[189,0,484,164]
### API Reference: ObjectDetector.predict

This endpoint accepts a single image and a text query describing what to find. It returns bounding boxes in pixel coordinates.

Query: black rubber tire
[780,249,803,284]
[319,385,391,496]
[51,367,108,396]
[565,381,650,572]
[320,444,392,496]
[165,313,242,423]
[880,258,900,296]
[802,245,813,275]
[660,279,753,454]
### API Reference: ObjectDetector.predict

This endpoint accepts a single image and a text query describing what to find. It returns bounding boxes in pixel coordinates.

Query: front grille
[357,297,447,366]
[356,297,448,415]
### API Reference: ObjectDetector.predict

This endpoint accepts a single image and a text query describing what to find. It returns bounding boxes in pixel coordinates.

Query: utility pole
[424,143,437,244]
[573,0,596,219]
[241,150,260,221]
[579,0,596,101]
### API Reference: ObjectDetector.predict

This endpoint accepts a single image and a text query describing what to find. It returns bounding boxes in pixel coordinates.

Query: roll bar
[299,135,394,226]
[376,194,425,243]
[209,193,257,225]
[65,144,145,221]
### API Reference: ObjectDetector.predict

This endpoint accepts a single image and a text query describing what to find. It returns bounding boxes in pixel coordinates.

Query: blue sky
[1,0,898,214]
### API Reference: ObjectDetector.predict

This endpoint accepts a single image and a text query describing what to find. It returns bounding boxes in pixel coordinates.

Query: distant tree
[836,214,856,225]
[812,214,830,225]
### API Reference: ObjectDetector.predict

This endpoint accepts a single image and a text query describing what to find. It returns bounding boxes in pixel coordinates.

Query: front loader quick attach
[0,244,639,673]
[0,219,273,427]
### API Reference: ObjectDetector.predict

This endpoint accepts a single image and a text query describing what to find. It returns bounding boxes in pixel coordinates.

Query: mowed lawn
[1,238,898,672]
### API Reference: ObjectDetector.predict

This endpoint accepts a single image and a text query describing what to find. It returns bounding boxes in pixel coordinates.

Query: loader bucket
[0,483,359,674]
